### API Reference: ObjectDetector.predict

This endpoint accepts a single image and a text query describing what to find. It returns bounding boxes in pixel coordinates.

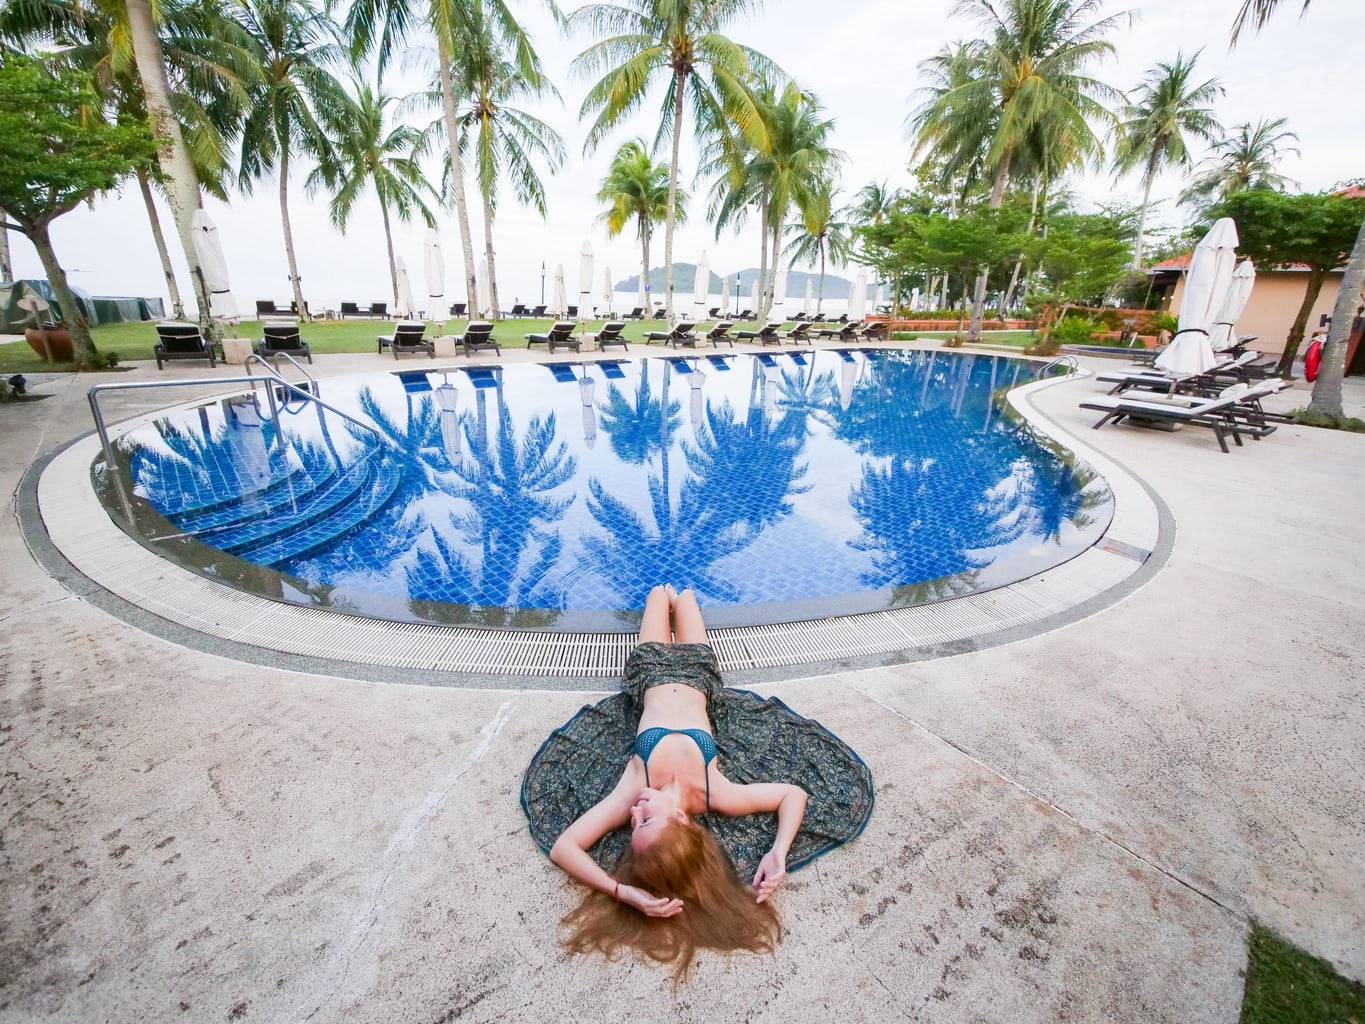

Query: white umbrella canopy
[847,267,867,322]
[424,228,444,317]
[839,357,856,410]
[1155,329,1220,376]
[190,209,239,320]
[1209,260,1257,351]
[602,267,613,315]
[476,258,491,318]
[692,250,710,323]
[719,277,730,319]
[1179,217,1239,335]
[769,266,788,322]
[748,276,761,314]
[395,256,417,318]
[578,240,594,320]
[802,278,814,318]
[552,263,567,318]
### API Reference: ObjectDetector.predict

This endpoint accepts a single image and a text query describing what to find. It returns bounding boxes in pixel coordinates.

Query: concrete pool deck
[2,343,1362,1022]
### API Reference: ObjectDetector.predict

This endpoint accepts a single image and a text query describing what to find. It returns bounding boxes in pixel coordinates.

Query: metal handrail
[88,368,391,523]
[1037,354,1079,376]
[247,349,317,392]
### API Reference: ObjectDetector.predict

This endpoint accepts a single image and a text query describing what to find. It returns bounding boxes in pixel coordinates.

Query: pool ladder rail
[88,357,394,528]
[1038,354,1079,376]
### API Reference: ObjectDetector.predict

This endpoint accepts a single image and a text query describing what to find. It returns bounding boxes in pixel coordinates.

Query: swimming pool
[101,349,1113,631]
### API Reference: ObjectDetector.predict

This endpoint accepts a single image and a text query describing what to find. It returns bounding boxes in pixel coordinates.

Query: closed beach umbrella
[769,266,788,322]
[476,258,491,318]
[578,240,594,321]
[802,278,813,318]
[395,256,417,318]
[602,267,613,315]
[579,373,597,448]
[720,276,730,318]
[436,383,461,464]
[552,263,567,318]
[692,250,710,323]
[1178,217,1239,335]
[1209,260,1256,352]
[424,228,444,318]
[911,287,921,311]
[689,368,707,431]
[190,209,239,320]
[839,357,856,410]
[748,276,761,314]
[847,267,867,322]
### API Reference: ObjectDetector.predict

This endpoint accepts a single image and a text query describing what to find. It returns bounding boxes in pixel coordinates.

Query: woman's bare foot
[664,583,679,611]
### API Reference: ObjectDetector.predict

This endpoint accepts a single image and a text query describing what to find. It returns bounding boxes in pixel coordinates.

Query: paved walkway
[2,345,1362,1023]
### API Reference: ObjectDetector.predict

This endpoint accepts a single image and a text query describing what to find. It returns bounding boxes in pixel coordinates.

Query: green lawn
[1241,924,1365,1024]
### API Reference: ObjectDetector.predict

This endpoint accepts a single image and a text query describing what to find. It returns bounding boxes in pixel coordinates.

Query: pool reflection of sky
[116,350,1114,631]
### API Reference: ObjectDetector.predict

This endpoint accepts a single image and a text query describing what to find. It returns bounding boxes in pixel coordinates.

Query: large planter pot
[24,326,74,362]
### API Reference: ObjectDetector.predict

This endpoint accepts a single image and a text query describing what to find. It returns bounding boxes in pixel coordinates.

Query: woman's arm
[548,763,683,918]
[708,778,808,902]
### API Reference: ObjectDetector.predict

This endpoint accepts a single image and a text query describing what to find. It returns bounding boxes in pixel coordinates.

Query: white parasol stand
[476,258,492,319]
[802,278,814,319]
[552,264,567,319]
[769,266,788,323]
[692,250,710,323]
[424,229,445,323]
[1209,260,1256,352]
[1158,218,1239,375]
[602,267,614,317]
[190,209,239,322]
[578,240,594,322]
[395,256,418,319]
[847,267,867,322]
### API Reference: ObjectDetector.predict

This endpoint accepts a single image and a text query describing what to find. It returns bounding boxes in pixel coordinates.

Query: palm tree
[570,0,775,318]
[234,0,349,317]
[782,181,851,314]
[908,0,1128,341]
[308,79,440,308]
[595,139,683,310]
[452,0,564,320]
[1179,117,1299,208]
[849,179,897,228]
[1231,0,1311,42]
[1112,52,1223,268]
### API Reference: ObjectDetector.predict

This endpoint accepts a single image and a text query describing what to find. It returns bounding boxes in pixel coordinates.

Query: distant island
[615,263,854,300]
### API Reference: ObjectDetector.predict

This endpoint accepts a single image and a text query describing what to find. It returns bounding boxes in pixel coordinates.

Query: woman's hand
[752,850,786,903]
[618,884,684,918]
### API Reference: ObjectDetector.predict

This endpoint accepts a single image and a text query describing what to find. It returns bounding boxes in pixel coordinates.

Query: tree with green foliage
[1206,189,1365,376]
[0,56,154,367]
[1112,51,1222,268]
[1028,210,1132,339]
[783,181,851,314]
[570,0,774,318]
[596,139,683,312]
[1180,117,1298,209]
[907,0,1127,341]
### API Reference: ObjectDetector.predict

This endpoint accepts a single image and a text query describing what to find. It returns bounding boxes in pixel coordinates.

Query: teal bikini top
[635,727,717,812]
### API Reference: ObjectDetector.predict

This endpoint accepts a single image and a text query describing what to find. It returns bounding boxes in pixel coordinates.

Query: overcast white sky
[9,0,1363,313]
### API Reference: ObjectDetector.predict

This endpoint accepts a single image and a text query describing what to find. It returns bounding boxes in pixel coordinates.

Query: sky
[8,0,1364,315]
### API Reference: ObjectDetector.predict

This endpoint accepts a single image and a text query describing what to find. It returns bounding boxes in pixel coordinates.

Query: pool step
[168,457,340,534]
[193,459,375,553]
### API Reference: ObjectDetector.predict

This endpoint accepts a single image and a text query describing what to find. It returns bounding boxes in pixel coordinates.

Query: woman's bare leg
[638,585,673,644]
[671,588,707,644]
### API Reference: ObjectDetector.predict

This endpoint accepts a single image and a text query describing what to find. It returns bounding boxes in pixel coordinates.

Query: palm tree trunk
[639,219,651,311]
[1132,162,1157,269]
[136,167,184,319]
[662,69,686,320]
[817,240,826,314]
[1277,265,1330,377]
[767,217,784,320]
[279,147,308,317]
[1307,215,1365,419]
[756,189,770,318]
[27,218,99,367]
[1001,179,1040,316]
[438,39,478,314]
[969,151,1014,342]
[380,201,398,305]
[483,195,501,321]
[0,209,11,283]
[125,0,214,339]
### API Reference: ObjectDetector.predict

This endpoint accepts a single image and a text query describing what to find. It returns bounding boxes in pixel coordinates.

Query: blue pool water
[107,349,1112,630]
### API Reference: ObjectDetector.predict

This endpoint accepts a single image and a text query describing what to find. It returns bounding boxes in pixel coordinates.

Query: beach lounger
[791,312,808,322]
[622,306,646,321]
[529,304,547,318]
[567,305,579,319]
[708,307,721,318]
[816,322,859,342]
[735,308,755,321]
[547,363,579,384]
[706,354,734,371]
[860,321,888,341]
[255,299,288,317]
[646,322,699,347]
[154,322,217,369]
[588,322,629,350]
[506,303,528,317]
[526,321,581,353]
[459,321,502,357]
[651,308,668,319]
[255,320,312,364]
[449,302,467,317]
[705,322,735,347]
[782,321,814,345]
[377,320,433,359]
[735,322,781,345]
[597,360,628,379]
[1079,380,1285,453]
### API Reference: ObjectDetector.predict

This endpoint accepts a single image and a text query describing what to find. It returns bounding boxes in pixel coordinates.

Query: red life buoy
[1304,337,1323,382]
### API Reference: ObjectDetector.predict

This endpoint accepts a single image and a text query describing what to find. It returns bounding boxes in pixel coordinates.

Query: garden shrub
[1051,316,1099,345]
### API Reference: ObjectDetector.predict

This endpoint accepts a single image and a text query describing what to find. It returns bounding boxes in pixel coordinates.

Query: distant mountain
[615,263,854,300]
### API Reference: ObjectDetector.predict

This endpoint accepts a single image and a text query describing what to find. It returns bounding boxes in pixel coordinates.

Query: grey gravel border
[16,367,1171,691]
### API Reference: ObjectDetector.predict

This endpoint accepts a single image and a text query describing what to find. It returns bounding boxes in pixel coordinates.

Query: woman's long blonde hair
[560,818,781,982]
